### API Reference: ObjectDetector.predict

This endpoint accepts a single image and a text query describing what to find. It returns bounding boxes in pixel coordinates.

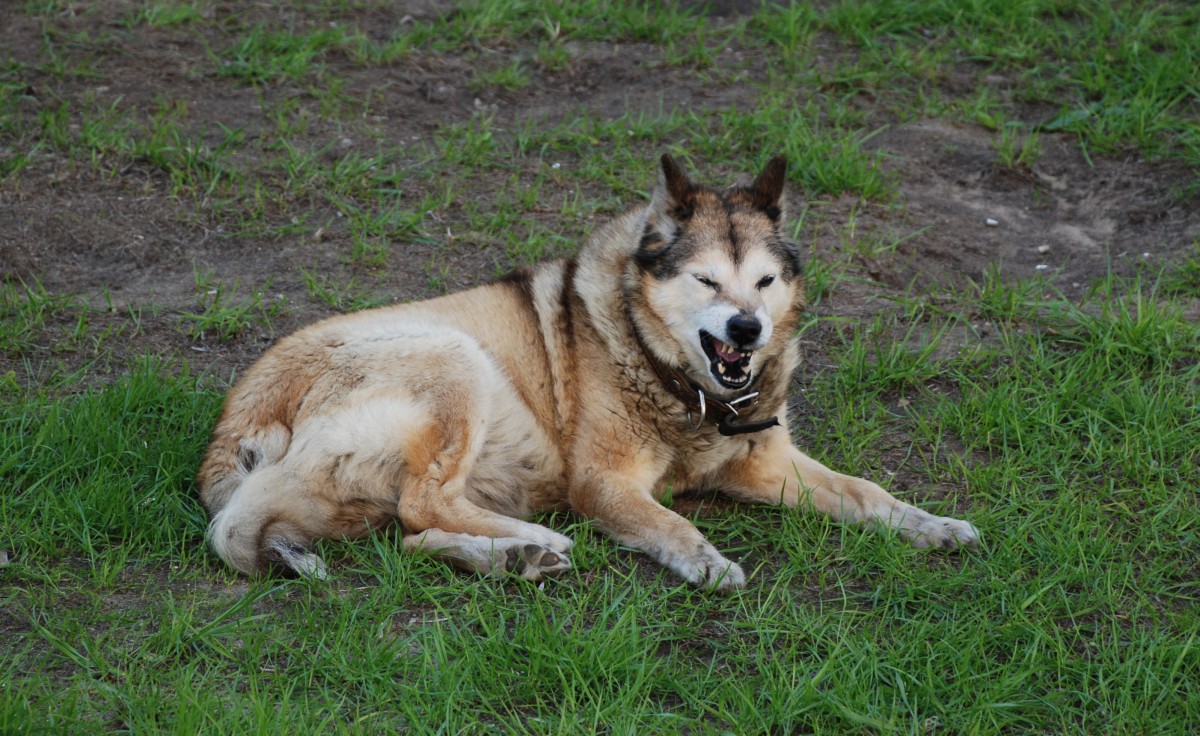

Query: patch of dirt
[865,119,1200,293]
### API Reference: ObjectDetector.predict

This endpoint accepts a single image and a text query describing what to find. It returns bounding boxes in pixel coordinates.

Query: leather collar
[625,306,780,436]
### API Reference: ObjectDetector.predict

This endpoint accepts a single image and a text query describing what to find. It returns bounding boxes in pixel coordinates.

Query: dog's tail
[198,422,326,577]
[205,462,328,579]
[197,356,326,576]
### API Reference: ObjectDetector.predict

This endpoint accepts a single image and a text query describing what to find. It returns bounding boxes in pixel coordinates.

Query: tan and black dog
[197,154,978,591]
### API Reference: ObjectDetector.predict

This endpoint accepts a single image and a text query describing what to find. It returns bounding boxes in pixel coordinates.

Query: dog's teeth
[717,362,726,374]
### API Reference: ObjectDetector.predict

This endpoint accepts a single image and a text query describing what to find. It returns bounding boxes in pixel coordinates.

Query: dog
[197,154,978,591]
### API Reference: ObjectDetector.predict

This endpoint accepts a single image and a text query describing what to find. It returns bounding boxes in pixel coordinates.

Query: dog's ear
[638,154,696,274]
[749,154,787,221]
[650,153,696,221]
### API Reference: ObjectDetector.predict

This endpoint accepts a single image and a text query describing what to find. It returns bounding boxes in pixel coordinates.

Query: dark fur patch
[660,153,695,210]
[493,266,536,302]
[238,444,261,473]
[749,155,787,212]
[638,225,665,252]
[671,202,695,221]
[561,257,578,346]
[767,234,803,280]
[636,235,698,280]
[495,265,554,338]
[635,220,690,279]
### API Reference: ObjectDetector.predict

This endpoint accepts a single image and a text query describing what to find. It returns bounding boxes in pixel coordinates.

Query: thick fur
[197,155,978,590]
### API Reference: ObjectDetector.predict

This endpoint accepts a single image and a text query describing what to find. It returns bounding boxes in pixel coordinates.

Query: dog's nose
[726,314,762,347]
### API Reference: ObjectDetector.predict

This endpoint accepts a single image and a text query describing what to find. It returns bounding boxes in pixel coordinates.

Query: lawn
[2,1,1198,733]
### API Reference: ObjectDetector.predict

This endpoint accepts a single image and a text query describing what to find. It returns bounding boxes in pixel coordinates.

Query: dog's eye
[757,275,776,290]
[694,275,719,291]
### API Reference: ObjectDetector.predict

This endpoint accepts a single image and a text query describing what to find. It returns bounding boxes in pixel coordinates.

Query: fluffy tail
[198,410,319,577]
[196,340,331,576]
[205,463,328,579]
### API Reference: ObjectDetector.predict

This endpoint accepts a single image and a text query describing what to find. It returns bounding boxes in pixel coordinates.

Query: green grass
[118,1,204,29]
[213,25,351,85]
[3,275,1197,733]
[469,59,533,93]
[793,0,1200,165]
[300,267,389,312]
[180,270,286,341]
[7,0,1194,242]
[993,120,1041,170]
[3,1,1199,733]
[0,279,84,355]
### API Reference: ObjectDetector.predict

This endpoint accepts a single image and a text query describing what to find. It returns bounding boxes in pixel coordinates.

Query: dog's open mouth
[699,330,752,389]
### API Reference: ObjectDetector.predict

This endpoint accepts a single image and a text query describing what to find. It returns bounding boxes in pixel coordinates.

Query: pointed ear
[749,154,787,220]
[650,153,696,220]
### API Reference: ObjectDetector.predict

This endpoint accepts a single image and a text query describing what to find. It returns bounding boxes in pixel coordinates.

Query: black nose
[726,314,762,347]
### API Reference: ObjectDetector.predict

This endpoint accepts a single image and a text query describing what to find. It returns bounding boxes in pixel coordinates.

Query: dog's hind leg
[403,529,571,581]
[394,367,574,577]
[396,416,573,558]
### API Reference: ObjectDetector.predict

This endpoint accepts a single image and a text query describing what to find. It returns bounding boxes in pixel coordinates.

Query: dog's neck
[624,305,780,437]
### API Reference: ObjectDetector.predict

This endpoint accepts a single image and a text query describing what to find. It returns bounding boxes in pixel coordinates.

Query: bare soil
[2,1,1198,384]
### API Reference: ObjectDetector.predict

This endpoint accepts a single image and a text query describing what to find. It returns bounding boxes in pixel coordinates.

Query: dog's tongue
[714,339,743,362]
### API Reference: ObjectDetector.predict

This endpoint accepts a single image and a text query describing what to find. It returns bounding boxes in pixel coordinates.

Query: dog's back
[196,267,577,575]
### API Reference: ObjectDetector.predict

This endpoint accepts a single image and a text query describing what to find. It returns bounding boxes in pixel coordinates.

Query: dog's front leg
[568,459,745,591]
[717,428,979,549]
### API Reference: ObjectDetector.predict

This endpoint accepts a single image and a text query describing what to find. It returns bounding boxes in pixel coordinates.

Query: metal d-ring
[687,387,707,430]
[725,391,760,410]
[695,388,707,429]
[689,389,763,430]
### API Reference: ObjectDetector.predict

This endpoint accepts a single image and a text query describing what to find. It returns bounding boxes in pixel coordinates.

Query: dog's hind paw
[503,542,572,582]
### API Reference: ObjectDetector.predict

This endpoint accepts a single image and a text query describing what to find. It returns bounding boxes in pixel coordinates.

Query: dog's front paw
[906,514,979,550]
[666,544,745,592]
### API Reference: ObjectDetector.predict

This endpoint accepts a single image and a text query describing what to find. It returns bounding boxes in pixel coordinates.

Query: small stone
[1035,264,1048,270]
[1037,244,1050,254]
[985,218,999,227]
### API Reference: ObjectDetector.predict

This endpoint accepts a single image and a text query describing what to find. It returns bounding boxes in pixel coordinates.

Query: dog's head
[630,154,805,397]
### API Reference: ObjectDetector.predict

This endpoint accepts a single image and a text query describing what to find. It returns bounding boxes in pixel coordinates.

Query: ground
[2,2,1198,732]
